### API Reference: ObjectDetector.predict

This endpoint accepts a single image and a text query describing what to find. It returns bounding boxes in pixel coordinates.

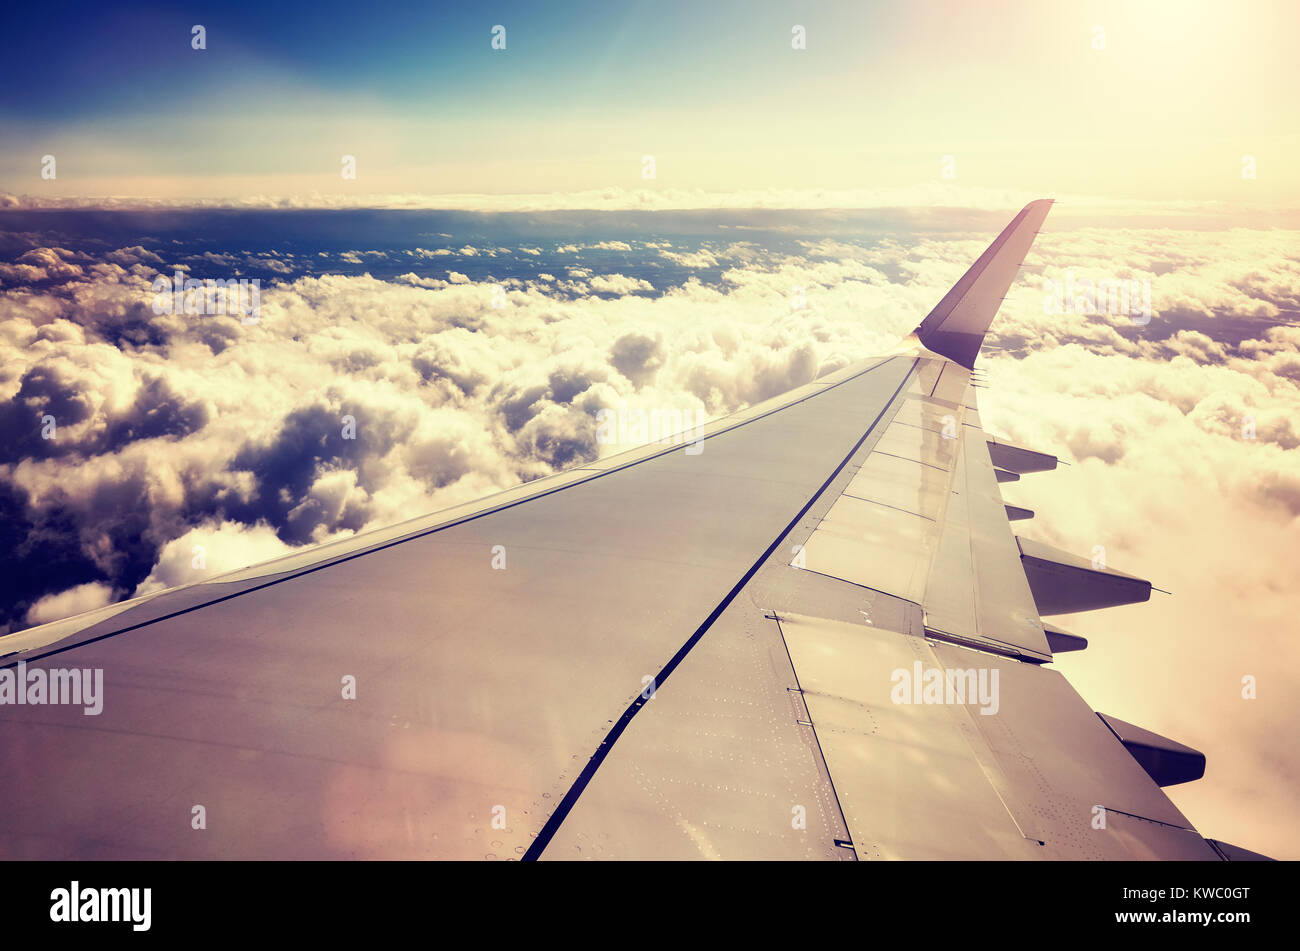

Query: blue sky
[6,1,841,118]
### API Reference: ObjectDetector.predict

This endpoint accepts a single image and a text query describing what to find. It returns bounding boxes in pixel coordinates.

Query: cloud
[587,273,653,295]
[659,248,719,268]
[609,332,664,387]
[0,247,85,284]
[105,246,165,267]
[134,520,296,595]
[2,187,1297,226]
[25,581,114,625]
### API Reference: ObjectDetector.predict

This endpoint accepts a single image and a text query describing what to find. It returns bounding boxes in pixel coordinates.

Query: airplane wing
[0,200,1262,860]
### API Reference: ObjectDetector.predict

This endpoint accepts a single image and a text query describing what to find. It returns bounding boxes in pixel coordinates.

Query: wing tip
[911,199,1055,368]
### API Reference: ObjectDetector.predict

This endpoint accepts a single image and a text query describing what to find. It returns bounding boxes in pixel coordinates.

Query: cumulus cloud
[587,273,653,295]
[0,247,85,284]
[134,520,296,595]
[105,246,165,266]
[609,332,665,387]
[25,581,114,625]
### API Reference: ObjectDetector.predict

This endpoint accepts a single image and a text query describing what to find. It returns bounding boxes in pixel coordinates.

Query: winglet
[913,199,1054,368]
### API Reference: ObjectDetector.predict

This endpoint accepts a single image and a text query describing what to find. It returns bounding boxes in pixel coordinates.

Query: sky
[2,0,1297,208]
[0,0,1296,860]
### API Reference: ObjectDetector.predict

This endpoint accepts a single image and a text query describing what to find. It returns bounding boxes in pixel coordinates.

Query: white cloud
[586,274,653,296]
[659,248,719,268]
[25,582,114,625]
[3,187,1296,224]
[134,521,298,596]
